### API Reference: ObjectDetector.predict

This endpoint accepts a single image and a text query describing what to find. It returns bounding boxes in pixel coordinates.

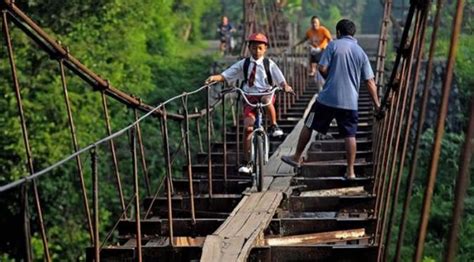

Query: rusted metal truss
[0,0,470,261]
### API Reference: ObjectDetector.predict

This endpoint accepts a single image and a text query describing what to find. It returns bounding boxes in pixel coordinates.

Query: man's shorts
[304,100,358,137]
[242,94,275,118]
[309,48,324,63]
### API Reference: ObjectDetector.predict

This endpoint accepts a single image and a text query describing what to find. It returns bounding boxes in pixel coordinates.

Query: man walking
[281,19,380,179]
[294,16,332,76]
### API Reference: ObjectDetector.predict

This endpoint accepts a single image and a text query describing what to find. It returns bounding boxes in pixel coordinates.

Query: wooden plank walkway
[200,95,316,262]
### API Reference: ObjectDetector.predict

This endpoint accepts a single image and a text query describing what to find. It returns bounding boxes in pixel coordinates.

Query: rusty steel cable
[182,95,197,224]
[394,0,444,259]
[0,0,324,259]
[375,59,405,242]
[222,93,228,183]
[378,3,416,114]
[100,91,127,217]
[380,7,431,261]
[2,10,52,261]
[206,86,213,197]
[372,0,430,252]
[100,195,136,250]
[59,59,95,243]
[91,147,100,262]
[144,172,167,219]
[374,0,393,88]
[4,0,470,260]
[0,84,213,194]
[160,105,175,246]
[445,96,474,262]
[383,6,430,261]
[413,0,465,260]
[372,0,393,185]
[130,126,143,262]
[20,184,32,261]
[134,109,152,196]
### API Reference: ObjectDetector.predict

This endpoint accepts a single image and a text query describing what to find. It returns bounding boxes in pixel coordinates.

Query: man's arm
[318,65,329,78]
[366,78,380,110]
[293,31,309,47]
[294,37,307,47]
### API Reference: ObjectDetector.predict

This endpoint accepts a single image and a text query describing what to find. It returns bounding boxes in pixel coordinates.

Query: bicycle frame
[232,87,280,166]
[249,105,270,165]
[221,87,280,191]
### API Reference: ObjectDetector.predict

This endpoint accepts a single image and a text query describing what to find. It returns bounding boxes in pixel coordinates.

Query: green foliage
[0,0,217,260]
[390,129,474,261]
[284,0,381,36]
[386,2,473,260]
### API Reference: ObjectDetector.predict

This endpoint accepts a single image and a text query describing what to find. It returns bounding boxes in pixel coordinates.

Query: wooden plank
[300,186,366,197]
[145,238,167,247]
[200,235,223,261]
[174,237,206,247]
[236,193,284,261]
[262,176,274,191]
[219,237,246,262]
[215,194,262,236]
[200,96,317,262]
[264,228,366,246]
[269,177,293,191]
[122,238,137,247]
[277,161,294,174]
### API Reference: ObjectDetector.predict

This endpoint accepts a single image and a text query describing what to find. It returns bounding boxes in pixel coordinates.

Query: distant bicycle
[217,16,236,56]
[223,86,282,191]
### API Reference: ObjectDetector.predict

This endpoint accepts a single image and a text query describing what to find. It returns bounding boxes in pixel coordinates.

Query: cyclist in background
[294,16,332,76]
[217,16,236,55]
[205,33,294,174]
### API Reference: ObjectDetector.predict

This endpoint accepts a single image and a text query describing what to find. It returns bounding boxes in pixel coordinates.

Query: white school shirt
[221,56,286,93]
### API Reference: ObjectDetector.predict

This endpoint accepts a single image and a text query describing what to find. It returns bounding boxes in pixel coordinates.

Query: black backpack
[242,57,273,87]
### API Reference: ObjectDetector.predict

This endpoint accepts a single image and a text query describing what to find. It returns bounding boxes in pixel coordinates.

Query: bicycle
[223,86,281,192]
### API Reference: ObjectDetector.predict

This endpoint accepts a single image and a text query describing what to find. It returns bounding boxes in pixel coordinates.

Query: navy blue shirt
[317,36,374,110]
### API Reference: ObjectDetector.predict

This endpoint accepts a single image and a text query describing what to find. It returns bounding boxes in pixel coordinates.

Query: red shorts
[242,94,275,118]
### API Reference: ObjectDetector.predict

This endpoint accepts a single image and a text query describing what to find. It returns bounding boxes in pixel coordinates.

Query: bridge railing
[0,1,308,260]
[372,0,470,261]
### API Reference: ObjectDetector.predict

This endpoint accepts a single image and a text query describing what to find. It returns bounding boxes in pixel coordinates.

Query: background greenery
[0,0,220,260]
[0,0,472,261]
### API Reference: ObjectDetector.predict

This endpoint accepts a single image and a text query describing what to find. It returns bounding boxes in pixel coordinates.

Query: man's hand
[374,101,381,112]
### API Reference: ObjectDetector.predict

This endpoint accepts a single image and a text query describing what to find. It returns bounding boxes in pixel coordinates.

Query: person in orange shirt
[295,16,332,76]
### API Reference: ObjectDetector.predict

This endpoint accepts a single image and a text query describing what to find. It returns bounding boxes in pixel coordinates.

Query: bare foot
[345,173,356,180]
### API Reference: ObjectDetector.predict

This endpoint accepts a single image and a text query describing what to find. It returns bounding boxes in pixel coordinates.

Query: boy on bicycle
[205,33,294,174]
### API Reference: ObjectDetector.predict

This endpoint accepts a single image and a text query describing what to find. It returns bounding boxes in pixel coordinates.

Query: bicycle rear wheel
[254,134,265,192]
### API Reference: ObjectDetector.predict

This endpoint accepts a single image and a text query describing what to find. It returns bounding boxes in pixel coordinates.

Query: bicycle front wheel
[254,134,265,192]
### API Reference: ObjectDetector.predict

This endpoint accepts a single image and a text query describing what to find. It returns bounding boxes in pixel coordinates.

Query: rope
[0,83,217,193]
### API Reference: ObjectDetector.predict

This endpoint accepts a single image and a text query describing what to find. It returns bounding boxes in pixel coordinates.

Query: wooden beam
[300,186,366,197]
[263,228,366,246]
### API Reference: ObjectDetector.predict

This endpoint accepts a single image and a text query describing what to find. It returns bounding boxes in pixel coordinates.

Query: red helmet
[247,33,268,45]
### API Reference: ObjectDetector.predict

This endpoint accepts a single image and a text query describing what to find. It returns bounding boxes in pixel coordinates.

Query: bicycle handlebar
[222,87,282,108]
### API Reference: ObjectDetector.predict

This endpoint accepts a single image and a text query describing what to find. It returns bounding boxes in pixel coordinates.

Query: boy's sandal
[281,155,302,168]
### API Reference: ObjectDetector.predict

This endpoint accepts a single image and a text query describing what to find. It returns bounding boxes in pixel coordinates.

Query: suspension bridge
[0,0,471,261]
